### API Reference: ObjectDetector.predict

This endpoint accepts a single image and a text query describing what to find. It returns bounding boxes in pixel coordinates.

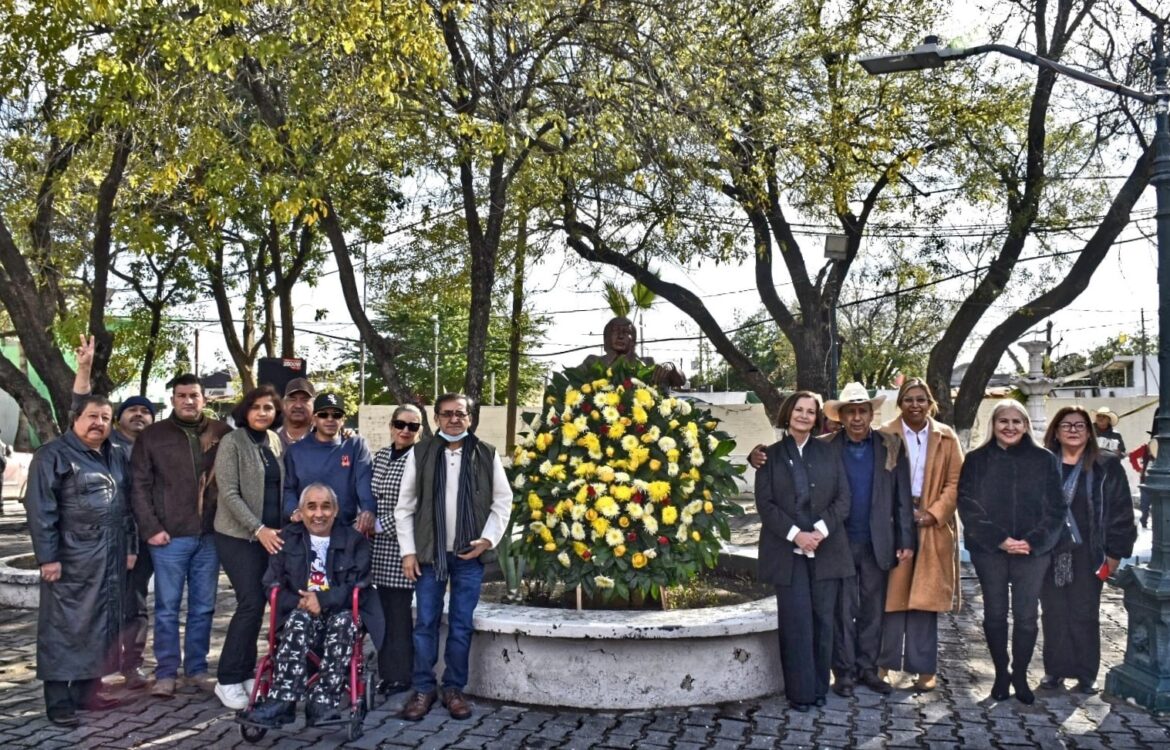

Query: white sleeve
[395,450,420,557]
[479,454,513,549]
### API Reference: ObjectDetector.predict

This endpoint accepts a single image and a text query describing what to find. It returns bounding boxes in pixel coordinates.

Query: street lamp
[861,29,1170,712]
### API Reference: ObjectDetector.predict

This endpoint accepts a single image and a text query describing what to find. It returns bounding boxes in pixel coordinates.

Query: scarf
[1054,458,1088,587]
[432,433,480,582]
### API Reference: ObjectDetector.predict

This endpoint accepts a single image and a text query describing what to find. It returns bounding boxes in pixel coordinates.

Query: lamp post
[861,29,1170,712]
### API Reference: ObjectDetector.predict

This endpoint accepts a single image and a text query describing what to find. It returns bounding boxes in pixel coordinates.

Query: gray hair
[981,399,1032,447]
[392,404,423,421]
[299,482,338,509]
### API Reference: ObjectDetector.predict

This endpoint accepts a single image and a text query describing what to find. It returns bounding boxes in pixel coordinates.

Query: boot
[984,621,1011,701]
[1011,625,1038,705]
[306,697,341,727]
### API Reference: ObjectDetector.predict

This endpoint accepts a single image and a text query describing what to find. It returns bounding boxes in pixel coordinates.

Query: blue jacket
[283,433,375,525]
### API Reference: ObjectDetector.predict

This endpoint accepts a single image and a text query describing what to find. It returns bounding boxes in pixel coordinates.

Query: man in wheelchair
[242,483,384,728]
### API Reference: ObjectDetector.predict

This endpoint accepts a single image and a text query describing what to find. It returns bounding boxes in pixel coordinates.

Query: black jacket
[755,434,853,585]
[25,431,135,680]
[1079,453,1138,565]
[820,430,917,569]
[263,522,386,650]
[958,436,1065,556]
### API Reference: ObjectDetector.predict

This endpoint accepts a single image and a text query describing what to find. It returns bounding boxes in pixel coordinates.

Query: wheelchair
[237,586,376,742]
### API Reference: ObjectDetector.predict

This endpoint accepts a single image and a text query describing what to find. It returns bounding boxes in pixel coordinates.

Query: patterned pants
[267,609,357,707]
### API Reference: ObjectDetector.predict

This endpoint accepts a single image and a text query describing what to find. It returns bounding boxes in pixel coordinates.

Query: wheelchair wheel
[363,671,377,712]
[240,724,268,743]
[346,707,365,742]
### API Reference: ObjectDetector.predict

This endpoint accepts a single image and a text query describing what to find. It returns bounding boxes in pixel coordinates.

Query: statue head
[603,317,636,357]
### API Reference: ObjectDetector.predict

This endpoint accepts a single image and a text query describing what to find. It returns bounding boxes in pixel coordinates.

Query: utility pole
[1142,308,1151,395]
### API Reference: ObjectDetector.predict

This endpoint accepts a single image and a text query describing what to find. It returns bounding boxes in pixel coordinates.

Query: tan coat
[879,416,963,613]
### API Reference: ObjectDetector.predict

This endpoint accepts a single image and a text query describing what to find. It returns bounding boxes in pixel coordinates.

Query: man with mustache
[26,396,136,726]
[72,335,157,692]
[278,378,316,447]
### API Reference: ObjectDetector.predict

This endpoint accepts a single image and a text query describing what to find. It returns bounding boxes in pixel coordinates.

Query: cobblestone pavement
[2,510,1170,748]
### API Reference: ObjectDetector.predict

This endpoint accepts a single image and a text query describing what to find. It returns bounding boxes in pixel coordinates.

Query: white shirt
[901,419,930,498]
[395,441,512,557]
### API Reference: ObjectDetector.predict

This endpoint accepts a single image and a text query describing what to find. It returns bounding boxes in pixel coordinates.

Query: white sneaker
[243,678,255,698]
[214,681,250,710]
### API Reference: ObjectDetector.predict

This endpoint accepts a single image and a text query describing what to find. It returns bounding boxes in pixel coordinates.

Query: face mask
[440,430,468,443]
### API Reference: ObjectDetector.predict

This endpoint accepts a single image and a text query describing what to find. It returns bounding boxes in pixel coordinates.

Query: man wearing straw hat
[1092,407,1127,459]
[820,383,916,697]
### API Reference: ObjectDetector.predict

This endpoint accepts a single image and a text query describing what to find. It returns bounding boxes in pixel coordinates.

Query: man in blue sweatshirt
[283,393,376,534]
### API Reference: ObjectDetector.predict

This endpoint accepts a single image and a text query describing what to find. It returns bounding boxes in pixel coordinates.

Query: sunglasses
[392,420,422,432]
[316,411,344,420]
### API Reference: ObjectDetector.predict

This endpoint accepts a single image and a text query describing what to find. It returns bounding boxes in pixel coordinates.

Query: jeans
[215,533,270,684]
[149,533,219,679]
[412,554,484,693]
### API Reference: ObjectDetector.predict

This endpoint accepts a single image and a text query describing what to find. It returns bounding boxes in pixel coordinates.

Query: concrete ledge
[0,554,39,609]
[462,548,781,709]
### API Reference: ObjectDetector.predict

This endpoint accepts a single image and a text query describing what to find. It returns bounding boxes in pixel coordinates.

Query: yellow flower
[606,446,615,457]
[535,433,553,452]
[703,488,712,500]
[561,421,580,443]
[649,459,662,472]
[612,485,633,502]
[592,378,609,390]
[592,517,610,535]
[565,387,583,407]
[662,506,679,525]
[546,395,557,405]
[581,384,592,394]
[631,552,647,569]
[608,421,626,439]
[692,531,702,542]
[669,419,679,430]
[667,448,680,462]
[704,501,714,514]
[590,410,601,421]
[556,454,568,465]
[619,516,630,528]
[575,485,589,503]
[595,496,620,518]
[573,541,589,558]
[530,510,541,520]
[585,509,598,521]
[527,492,543,510]
[704,421,717,430]
[574,462,597,478]
[647,481,672,503]
[631,404,649,424]
[543,541,557,552]
[614,544,627,557]
[634,388,654,407]
[597,465,616,483]
[546,463,567,480]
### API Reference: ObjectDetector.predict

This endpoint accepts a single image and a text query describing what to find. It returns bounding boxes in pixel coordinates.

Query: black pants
[269,610,357,707]
[879,610,938,675]
[120,549,153,672]
[833,539,887,679]
[376,586,414,685]
[44,678,99,713]
[1040,545,1104,683]
[775,555,839,705]
[215,533,270,685]
[970,551,1050,676]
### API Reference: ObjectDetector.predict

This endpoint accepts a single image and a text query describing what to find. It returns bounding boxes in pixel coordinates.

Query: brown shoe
[914,673,937,692]
[400,691,435,721]
[441,687,472,720]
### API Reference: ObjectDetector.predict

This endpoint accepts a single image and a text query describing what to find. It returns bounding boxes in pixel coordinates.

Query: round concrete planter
[463,547,780,709]
[0,554,40,609]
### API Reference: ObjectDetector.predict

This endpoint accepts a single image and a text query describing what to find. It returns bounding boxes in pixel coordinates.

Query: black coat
[1079,453,1138,565]
[263,522,386,651]
[755,434,853,585]
[25,431,135,681]
[958,436,1066,556]
[820,430,917,570]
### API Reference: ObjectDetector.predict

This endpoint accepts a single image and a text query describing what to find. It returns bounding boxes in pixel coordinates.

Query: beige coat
[879,416,963,613]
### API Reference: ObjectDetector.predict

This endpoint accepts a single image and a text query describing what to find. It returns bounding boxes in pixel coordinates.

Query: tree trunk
[0,346,59,444]
[505,211,527,452]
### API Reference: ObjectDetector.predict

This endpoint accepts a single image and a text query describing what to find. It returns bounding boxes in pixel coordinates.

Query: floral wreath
[507,359,742,600]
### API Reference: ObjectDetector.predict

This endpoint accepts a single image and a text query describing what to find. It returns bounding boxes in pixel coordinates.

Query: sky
[135,5,1164,401]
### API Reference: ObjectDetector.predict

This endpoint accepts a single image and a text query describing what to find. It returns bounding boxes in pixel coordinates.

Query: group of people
[24,337,510,728]
[753,380,1137,711]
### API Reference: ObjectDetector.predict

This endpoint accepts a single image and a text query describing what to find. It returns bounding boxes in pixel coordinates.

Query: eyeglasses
[438,410,468,419]
[316,411,344,420]
[1058,422,1088,432]
[392,420,422,432]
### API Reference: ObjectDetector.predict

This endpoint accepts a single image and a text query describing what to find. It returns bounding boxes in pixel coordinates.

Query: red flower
[635,424,646,433]
[659,495,671,505]
[582,550,592,560]
[658,536,669,545]
[581,402,592,413]
[545,506,555,514]
[551,416,560,425]
[587,486,597,497]
[599,425,609,435]
[627,532,637,542]
[616,403,625,414]
[632,491,644,504]
[623,378,633,389]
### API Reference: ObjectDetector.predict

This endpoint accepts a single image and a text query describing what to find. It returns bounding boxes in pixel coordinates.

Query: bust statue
[580,317,685,389]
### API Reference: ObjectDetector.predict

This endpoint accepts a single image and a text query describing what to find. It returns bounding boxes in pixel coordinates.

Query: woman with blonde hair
[877,378,962,692]
[958,399,1064,704]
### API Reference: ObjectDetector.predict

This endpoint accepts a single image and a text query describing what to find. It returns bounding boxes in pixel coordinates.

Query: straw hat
[1092,407,1119,428]
[823,382,886,423]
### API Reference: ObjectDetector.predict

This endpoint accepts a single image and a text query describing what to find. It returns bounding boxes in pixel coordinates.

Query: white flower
[545,513,558,527]
[559,522,570,538]
[594,575,615,589]
[614,471,631,483]
[625,502,644,519]
[685,500,703,515]
[602,406,620,424]
[539,460,554,476]
[658,436,677,452]
[512,474,527,489]
[658,399,674,417]
[571,522,586,540]
[643,515,659,534]
[708,434,720,451]
[529,521,547,534]
[570,504,587,521]
[632,479,650,491]
[667,462,679,477]
[605,528,624,547]
[644,548,657,560]
[678,400,692,415]
[681,511,694,526]
[690,449,704,466]
[676,525,688,542]
[558,551,571,568]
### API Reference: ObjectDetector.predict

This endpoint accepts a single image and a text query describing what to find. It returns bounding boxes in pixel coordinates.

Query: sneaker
[152,677,177,699]
[215,681,250,710]
[186,673,217,692]
[243,678,256,699]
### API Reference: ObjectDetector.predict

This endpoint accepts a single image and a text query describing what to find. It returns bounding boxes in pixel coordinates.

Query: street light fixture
[861,29,1170,712]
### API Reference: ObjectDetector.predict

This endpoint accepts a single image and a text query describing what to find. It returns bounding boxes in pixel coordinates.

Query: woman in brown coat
[877,378,963,691]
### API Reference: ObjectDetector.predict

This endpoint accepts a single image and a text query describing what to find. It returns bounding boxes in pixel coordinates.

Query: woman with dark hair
[1039,405,1136,694]
[877,377,963,692]
[756,391,852,712]
[370,404,423,696]
[958,400,1064,704]
[212,385,285,709]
